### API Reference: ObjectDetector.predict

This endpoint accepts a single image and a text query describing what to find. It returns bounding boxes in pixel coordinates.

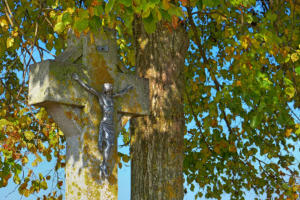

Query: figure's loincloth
[99,120,115,144]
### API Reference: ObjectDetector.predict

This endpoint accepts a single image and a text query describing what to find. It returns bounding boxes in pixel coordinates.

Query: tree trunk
[130,17,189,200]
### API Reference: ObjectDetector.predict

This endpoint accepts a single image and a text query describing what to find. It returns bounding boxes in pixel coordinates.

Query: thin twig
[4,8,13,26]
[5,184,19,198]
[191,10,228,19]
[43,13,54,28]
[4,0,14,26]
[23,47,36,63]
[36,45,56,58]
[288,104,300,122]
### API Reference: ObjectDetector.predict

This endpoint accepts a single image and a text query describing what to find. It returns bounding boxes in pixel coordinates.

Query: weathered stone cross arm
[28,59,150,118]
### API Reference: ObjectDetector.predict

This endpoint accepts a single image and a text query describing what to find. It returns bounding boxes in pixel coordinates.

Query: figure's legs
[100,142,112,177]
[100,131,114,178]
[98,123,104,151]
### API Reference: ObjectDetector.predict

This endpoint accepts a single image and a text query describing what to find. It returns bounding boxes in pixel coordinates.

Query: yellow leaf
[12,30,18,37]
[32,155,42,167]
[0,18,8,27]
[156,8,162,21]
[23,189,30,197]
[49,11,56,19]
[241,37,248,49]
[58,130,64,136]
[31,160,37,167]
[40,181,48,190]
[291,53,299,62]
[142,8,151,18]
[24,131,35,140]
[286,86,295,99]
[285,128,292,137]
[66,7,75,14]
[0,119,11,129]
[6,37,14,48]
[162,0,170,10]
[22,156,29,166]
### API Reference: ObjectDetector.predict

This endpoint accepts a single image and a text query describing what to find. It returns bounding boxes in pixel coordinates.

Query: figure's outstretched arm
[113,85,134,97]
[72,73,99,96]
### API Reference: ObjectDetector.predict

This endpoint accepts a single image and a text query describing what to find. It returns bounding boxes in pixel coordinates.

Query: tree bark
[130,17,189,200]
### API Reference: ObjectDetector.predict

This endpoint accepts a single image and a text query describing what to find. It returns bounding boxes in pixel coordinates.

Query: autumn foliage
[0,0,299,199]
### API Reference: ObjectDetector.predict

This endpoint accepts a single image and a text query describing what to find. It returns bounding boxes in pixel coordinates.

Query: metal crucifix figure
[72,73,133,178]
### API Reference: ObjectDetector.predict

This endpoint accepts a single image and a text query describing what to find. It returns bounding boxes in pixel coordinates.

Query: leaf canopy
[0,0,299,199]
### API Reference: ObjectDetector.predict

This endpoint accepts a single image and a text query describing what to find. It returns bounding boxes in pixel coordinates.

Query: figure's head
[103,83,113,95]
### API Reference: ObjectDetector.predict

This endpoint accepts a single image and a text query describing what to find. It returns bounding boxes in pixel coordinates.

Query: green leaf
[40,180,48,190]
[167,5,183,17]
[266,12,277,22]
[142,7,151,18]
[78,9,89,19]
[190,184,195,192]
[295,66,300,75]
[285,86,295,98]
[105,0,115,13]
[247,14,253,24]
[74,18,89,32]
[143,12,156,34]
[13,174,20,184]
[15,164,22,175]
[54,22,65,33]
[250,114,262,128]
[39,173,43,180]
[150,0,160,5]
[296,124,300,135]
[160,9,171,21]
[94,5,104,16]
[62,12,72,26]
[89,16,102,32]
[203,0,220,7]
[120,0,132,7]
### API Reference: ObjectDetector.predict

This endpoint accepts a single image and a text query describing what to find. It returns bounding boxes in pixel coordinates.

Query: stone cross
[28,30,149,200]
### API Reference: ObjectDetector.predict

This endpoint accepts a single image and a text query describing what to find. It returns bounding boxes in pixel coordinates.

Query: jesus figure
[72,73,133,178]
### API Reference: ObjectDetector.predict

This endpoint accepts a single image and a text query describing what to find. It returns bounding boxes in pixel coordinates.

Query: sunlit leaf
[6,38,14,48]
[24,131,35,140]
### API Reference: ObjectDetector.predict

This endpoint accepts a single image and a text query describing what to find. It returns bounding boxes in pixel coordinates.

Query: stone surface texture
[28,30,149,200]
